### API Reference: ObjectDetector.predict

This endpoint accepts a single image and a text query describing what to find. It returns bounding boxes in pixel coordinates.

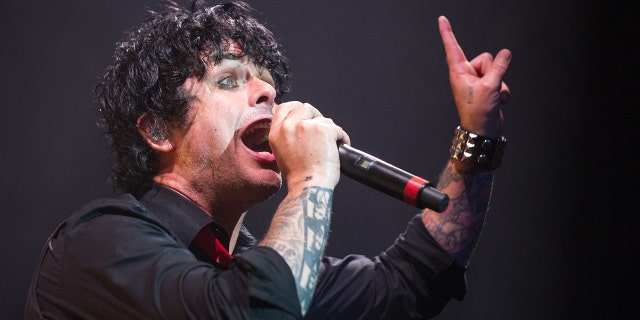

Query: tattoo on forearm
[427,165,493,263]
[261,186,333,313]
[438,165,462,189]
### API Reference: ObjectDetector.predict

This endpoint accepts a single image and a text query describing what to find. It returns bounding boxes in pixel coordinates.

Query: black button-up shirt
[25,183,466,319]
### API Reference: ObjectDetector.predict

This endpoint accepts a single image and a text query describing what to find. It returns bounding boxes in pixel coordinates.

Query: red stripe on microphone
[403,176,428,206]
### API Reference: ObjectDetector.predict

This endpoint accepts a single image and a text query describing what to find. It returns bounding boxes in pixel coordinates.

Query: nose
[248,75,276,109]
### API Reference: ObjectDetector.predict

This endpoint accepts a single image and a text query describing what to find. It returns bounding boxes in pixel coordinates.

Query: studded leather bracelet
[449,126,507,171]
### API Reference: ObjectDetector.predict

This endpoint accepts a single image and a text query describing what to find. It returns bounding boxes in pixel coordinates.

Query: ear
[136,113,174,152]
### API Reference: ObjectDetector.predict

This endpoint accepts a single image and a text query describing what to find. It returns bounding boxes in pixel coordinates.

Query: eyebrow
[213,57,246,70]
[212,59,275,85]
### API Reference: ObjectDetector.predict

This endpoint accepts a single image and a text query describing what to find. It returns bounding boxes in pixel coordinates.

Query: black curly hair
[95,0,291,194]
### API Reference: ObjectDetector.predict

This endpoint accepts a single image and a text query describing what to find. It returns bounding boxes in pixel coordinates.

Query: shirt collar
[137,183,257,253]
[138,183,221,248]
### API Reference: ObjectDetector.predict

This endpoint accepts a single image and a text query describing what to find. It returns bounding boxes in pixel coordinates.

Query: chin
[249,171,282,199]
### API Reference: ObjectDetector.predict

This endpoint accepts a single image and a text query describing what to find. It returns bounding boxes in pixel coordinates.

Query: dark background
[1,0,635,319]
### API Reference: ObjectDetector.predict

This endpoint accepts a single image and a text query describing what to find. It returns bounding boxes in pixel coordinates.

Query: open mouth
[241,120,272,154]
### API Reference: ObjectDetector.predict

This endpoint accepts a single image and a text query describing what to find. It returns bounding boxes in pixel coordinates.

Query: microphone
[338,144,449,212]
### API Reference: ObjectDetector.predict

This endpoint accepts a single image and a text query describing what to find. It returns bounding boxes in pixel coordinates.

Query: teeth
[245,122,270,133]
[245,122,270,143]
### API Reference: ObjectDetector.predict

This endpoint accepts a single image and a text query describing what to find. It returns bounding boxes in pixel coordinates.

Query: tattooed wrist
[424,162,494,266]
[261,186,333,314]
[296,186,332,312]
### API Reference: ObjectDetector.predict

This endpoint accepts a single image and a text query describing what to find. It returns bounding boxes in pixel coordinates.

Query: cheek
[191,126,229,158]
[189,95,243,155]
[195,112,238,155]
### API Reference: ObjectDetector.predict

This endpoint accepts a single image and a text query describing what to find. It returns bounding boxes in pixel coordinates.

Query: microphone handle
[338,144,449,212]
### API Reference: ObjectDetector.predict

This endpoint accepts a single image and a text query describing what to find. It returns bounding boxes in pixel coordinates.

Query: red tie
[193,224,233,267]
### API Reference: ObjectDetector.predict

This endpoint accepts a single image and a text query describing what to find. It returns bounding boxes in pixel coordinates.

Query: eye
[217,76,238,89]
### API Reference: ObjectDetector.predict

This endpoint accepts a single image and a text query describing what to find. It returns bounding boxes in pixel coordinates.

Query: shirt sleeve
[305,214,466,319]
[33,200,301,319]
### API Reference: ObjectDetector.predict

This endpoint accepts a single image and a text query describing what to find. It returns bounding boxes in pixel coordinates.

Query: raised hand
[438,16,512,137]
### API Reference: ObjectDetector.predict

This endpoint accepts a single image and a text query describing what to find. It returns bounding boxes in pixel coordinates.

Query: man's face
[169,42,281,211]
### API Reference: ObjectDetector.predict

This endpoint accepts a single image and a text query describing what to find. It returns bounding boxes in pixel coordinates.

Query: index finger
[272,102,323,126]
[438,16,468,68]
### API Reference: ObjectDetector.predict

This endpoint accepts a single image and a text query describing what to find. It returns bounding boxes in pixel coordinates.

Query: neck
[153,175,249,235]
